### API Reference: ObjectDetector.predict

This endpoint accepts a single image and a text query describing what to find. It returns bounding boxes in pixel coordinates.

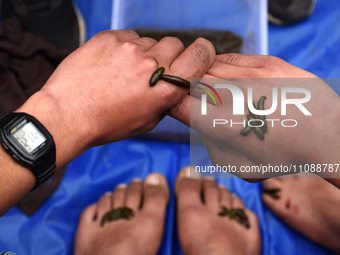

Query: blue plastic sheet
[0,0,339,254]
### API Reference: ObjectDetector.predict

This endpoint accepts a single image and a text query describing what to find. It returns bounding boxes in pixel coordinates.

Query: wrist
[15,90,90,168]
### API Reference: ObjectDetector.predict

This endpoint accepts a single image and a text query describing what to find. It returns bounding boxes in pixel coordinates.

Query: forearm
[0,90,89,216]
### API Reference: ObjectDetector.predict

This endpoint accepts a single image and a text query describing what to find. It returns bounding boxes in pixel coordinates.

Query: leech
[218,206,250,229]
[149,67,165,86]
[229,208,250,229]
[247,114,265,141]
[241,97,267,140]
[240,115,252,136]
[150,67,191,89]
[263,188,281,200]
[218,206,230,217]
[100,207,134,227]
[257,96,268,133]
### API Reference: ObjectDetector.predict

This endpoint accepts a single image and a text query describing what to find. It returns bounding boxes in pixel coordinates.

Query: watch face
[11,121,46,154]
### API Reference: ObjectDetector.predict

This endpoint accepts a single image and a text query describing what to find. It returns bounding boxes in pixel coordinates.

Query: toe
[175,166,203,208]
[218,184,232,208]
[96,193,112,219]
[80,204,97,223]
[112,184,127,209]
[261,179,284,209]
[203,178,219,209]
[231,193,245,209]
[262,178,283,190]
[125,179,143,211]
[142,173,169,215]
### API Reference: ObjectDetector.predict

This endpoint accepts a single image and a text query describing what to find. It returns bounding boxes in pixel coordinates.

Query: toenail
[104,192,112,196]
[145,174,161,185]
[180,166,200,178]
[218,184,226,189]
[116,183,127,189]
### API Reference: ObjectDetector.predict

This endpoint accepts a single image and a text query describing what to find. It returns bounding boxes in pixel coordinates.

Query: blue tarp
[0,0,339,254]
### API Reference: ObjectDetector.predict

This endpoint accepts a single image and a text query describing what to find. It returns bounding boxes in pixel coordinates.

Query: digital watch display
[0,113,56,189]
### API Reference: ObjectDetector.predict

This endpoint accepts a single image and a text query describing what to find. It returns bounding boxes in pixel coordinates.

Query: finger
[168,94,219,130]
[149,38,215,113]
[170,38,216,79]
[133,37,158,52]
[215,53,272,68]
[208,60,264,78]
[146,36,185,66]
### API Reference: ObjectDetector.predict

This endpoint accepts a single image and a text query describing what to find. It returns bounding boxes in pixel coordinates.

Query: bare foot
[74,173,169,255]
[262,175,340,253]
[176,167,261,255]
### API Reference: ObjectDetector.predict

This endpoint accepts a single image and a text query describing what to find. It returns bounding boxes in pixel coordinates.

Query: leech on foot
[263,188,281,200]
[101,207,134,227]
[241,96,268,141]
[218,206,250,229]
[150,67,191,89]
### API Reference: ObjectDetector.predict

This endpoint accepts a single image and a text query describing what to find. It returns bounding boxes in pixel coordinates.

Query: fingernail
[218,184,226,189]
[104,191,112,196]
[116,183,127,189]
[145,174,161,185]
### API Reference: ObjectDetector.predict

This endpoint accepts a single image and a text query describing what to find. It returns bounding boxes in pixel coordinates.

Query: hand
[18,30,216,167]
[169,53,340,181]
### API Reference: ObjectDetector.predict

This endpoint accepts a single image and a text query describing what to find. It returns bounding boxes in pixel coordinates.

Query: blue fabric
[0,0,339,254]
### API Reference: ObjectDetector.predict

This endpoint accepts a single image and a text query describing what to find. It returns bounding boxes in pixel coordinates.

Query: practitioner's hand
[169,54,340,181]
[17,30,216,167]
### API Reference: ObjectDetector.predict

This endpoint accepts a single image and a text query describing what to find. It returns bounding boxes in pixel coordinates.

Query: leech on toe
[100,207,135,227]
[150,67,191,89]
[263,188,281,200]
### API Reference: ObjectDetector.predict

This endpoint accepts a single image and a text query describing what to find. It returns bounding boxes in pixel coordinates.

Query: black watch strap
[0,112,56,189]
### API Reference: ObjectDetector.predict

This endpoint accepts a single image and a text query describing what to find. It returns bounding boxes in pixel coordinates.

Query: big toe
[141,173,169,215]
[175,166,203,208]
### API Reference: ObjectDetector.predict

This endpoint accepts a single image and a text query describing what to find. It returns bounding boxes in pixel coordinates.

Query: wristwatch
[0,112,56,189]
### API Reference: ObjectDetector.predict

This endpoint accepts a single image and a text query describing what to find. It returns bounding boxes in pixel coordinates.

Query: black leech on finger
[161,75,191,89]
[150,66,191,89]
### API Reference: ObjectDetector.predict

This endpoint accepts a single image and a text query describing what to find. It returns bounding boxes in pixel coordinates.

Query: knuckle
[191,39,210,63]
[125,30,139,38]
[93,30,117,42]
[142,56,159,69]
[121,41,140,52]
[161,36,184,47]
[260,56,286,69]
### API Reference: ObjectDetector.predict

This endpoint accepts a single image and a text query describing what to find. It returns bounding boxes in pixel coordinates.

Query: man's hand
[0,30,216,215]
[169,53,340,182]
[18,30,216,168]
